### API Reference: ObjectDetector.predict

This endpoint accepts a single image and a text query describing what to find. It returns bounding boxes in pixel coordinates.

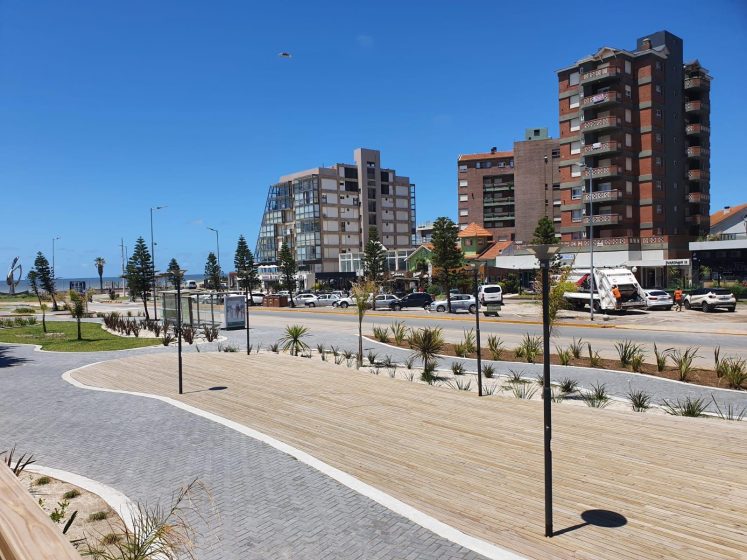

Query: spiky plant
[581,382,610,408]
[390,321,409,345]
[653,343,672,372]
[409,327,444,370]
[486,335,505,361]
[556,345,572,366]
[615,340,645,368]
[482,363,496,378]
[710,395,746,421]
[670,347,701,382]
[661,396,707,417]
[279,324,310,356]
[627,388,652,412]
[372,326,390,343]
[450,362,466,375]
[558,378,578,394]
[568,337,584,359]
[587,343,602,367]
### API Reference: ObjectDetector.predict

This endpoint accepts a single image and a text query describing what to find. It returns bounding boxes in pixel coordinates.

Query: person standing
[674,288,684,311]
[611,284,622,311]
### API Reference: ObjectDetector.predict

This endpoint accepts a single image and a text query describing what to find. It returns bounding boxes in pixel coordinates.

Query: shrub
[558,378,578,394]
[421,360,439,384]
[88,511,108,522]
[202,325,219,342]
[483,382,499,395]
[181,326,195,344]
[556,345,572,366]
[568,337,584,359]
[100,533,121,545]
[671,347,700,382]
[279,324,310,356]
[409,327,445,369]
[35,476,51,486]
[720,357,747,389]
[581,382,610,408]
[506,369,526,384]
[510,383,537,400]
[615,340,644,368]
[130,321,141,338]
[653,343,672,372]
[482,363,495,378]
[269,342,280,353]
[587,343,602,368]
[372,326,390,343]
[218,343,239,352]
[161,333,174,346]
[390,321,409,345]
[627,388,651,412]
[486,335,505,361]
[453,341,469,358]
[447,377,472,391]
[630,352,645,373]
[450,362,465,375]
[2,446,35,476]
[461,329,476,355]
[367,350,378,366]
[516,334,541,363]
[12,306,35,314]
[62,489,81,500]
[662,396,707,417]
[404,356,415,370]
[710,395,746,421]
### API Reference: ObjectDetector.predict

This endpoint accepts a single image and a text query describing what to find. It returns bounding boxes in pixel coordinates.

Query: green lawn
[0,321,159,352]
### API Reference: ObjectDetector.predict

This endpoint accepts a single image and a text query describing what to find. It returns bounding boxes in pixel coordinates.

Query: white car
[292,293,319,307]
[429,294,477,313]
[684,288,737,312]
[644,289,673,310]
[314,294,340,307]
[333,294,399,310]
[249,293,265,306]
[478,284,503,305]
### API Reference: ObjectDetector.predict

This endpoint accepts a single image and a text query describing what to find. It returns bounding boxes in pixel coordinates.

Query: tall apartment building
[256,148,416,274]
[556,31,711,267]
[457,128,561,243]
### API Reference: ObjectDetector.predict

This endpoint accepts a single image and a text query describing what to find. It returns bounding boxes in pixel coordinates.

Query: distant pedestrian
[674,288,684,311]
[611,284,622,310]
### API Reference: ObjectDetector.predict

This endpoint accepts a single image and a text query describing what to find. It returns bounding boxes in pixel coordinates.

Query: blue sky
[1,0,745,279]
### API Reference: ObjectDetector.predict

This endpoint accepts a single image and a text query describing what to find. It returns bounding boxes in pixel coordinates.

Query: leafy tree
[125,237,154,320]
[278,243,297,307]
[167,258,183,289]
[532,216,556,245]
[350,279,377,368]
[27,270,47,332]
[362,226,387,282]
[204,252,221,291]
[94,257,106,291]
[234,235,259,303]
[430,217,463,312]
[32,252,58,311]
[68,290,86,340]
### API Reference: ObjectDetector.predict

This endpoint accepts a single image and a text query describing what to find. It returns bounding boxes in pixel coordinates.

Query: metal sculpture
[6,256,22,295]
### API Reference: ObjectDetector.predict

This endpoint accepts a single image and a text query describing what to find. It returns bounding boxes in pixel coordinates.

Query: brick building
[457,128,561,243]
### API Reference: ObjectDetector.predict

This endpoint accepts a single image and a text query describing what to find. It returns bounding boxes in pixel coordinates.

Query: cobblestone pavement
[0,343,488,560]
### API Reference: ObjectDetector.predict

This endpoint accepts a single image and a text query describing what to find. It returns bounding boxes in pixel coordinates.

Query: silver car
[684,288,737,312]
[314,294,340,307]
[644,289,673,310]
[429,294,477,313]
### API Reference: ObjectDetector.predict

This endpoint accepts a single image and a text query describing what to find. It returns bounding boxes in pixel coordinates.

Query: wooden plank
[74,352,747,560]
[0,465,81,560]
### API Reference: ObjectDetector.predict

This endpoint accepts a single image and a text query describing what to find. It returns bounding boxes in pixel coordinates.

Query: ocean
[3,274,206,294]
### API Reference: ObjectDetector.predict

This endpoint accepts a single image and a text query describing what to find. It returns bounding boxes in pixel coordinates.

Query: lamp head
[527,244,560,263]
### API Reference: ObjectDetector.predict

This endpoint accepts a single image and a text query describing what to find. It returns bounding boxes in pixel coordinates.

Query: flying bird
[278,52,292,59]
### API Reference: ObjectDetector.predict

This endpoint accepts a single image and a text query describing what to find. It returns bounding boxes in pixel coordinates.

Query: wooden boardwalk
[74,352,747,560]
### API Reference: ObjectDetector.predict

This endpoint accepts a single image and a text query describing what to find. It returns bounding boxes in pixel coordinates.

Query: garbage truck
[564,267,647,312]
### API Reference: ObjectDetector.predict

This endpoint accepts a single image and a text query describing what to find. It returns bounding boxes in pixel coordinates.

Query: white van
[478,284,503,304]
[184,280,198,290]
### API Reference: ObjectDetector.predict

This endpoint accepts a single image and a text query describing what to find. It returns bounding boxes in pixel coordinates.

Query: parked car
[390,292,433,311]
[643,289,673,310]
[314,294,340,307]
[293,293,319,307]
[684,288,737,312]
[477,284,503,305]
[333,293,399,310]
[429,294,477,313]
[184,280,198,289]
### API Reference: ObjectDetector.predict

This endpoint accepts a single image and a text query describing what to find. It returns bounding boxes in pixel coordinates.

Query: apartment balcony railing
[484,211,515,219]
[684,77,710,91]
[685,100,707,113]
[583,189,622,203]
[688,169,709,181]
[581,116,621,132]
[581,91,622,108]
[482,184,513,193]
[686,214,704,225]
[687,146,708,158]
[686,124,710,136]
[582,141,621,156]
[584,165,622,179]
[687,192,710,204]
[582,213,620,225]
[581,66,621,84]
[483,198,515,206]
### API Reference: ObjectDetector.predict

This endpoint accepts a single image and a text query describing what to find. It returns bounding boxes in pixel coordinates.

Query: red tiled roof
[710,203,747,228]
[477,241,514,261]
[458,151,513,162]
[458,223,493,238]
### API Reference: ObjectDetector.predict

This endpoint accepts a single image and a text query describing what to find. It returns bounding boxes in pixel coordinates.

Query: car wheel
[593,301,602,313]
[393,304,401,311]
[468,304,476,314]
[340,302,349,308]
[702,303,711,313]
[307,302,315,307]
[436,306,445,312]
[684,300,691,310]
[728,306,736,312]
[665,306,672,311]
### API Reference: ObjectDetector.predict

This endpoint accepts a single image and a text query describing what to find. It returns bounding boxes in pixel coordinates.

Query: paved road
[0,343,486,560]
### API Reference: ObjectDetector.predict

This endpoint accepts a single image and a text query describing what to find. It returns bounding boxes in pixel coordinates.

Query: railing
[585,165,622,179]
[581,116,621,131]
[686,124,710,135]
[687,146,706,158]
[582,141,621,155]
[686,214,704,224]
[483,197,515,206]
[688,169,709,181]
[581,66,621,83]
[581,91,622,107]
[688,192,710,203]
[0,466,81,559]
[564,235,668,248]
[685,100,706,112]
[582,214,620,225]
[684,77,709,90]
[583,189,622,203]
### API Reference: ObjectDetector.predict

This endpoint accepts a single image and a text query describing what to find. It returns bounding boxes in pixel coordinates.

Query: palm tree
[94,257,106,291]
[409,326,445,374]
[278,324,310,356]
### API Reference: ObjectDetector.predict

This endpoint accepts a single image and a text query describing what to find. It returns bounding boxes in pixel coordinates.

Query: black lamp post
[528,243,560,538]
[472,263,483,397]
[243,273,251,355]
[174,270,185,394]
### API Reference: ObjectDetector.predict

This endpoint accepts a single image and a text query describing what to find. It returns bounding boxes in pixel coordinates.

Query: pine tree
[362,226,387,282]
[430,217,463,312]
[204,252,222,291]
[125,237,154,320]
[234,235,259,302]
[167,258,183,289]
[532,216,557,245]
[32,252,58,311]
[278,243,297,307]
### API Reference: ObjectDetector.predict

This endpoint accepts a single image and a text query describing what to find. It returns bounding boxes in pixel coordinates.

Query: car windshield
[483,287,501,293]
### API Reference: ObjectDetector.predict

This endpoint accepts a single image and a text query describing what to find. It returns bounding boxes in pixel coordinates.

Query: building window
[571,186,583,199]
[625,157,632,171]
[459,179,468,188]
[673,181,678,190]
[655,180,662,190]
[625,109,632,123]
[655,133,662,144]
[625,133,632,147]
[572,209,583,222]
[655,156,662,166]
[656,204,663,214]
[626,181,633,194]
[459,209,469,217]
[655,109,662,118]
[655,84,662,94]
[625,60,631,74]
[476,161,492,169]
[459,194,468,202]
[552,148,560,158]
[569,94,580,109]
[569,71,580,86]
[625,84,632,98]
[571,164,581,177]
[570,141,581,154]
[626,205,633,219]
[458,164,467,173]
[570,117,580,131]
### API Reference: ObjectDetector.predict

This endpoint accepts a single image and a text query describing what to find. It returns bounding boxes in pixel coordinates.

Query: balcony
[583,189,622,203]
[687,192,710,204]
[581,91,622,108]
[581,66,621,84]
[582,116,621,132]
[687,146,708,159]
[688,169,709,181]
[582,213,620,226]
[686,214,704,225]
[484,211,515,220]
[582,141,621,156]
[685,100,707,113]
[686,123,710,136]
[684,77,709,91]
[585,165,622,179]
[483,197,515,207]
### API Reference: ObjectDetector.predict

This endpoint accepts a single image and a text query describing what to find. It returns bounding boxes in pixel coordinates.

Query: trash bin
[484,302,502,317]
